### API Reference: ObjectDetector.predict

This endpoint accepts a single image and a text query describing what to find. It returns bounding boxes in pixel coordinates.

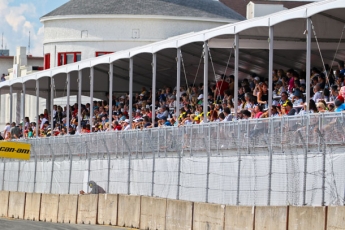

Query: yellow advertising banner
[0,142,31,160]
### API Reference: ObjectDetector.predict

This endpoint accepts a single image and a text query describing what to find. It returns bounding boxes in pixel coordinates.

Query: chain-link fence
[1,113,345,206]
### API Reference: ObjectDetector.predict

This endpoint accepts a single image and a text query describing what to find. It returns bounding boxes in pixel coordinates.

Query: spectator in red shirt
[113,121,122,131]
[215,74,229,100]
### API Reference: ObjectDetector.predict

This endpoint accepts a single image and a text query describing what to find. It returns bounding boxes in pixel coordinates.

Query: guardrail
[2,112,345,206]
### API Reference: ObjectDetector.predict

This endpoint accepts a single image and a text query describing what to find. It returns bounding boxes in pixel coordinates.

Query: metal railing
[1,112,345,206]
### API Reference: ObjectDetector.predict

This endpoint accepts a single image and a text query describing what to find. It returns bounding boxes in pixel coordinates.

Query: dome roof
[41,0,245,21]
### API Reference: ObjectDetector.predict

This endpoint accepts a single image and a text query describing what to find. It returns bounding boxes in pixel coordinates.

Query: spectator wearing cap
[122,119,131,131]
[292,89,304,107]
[284,101,296,116]
[156,106,168,120]
[335,96,345,112]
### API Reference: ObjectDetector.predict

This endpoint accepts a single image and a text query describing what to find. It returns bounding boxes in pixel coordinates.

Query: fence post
[316,127,326,206]
[67,141,73,194]
[33,144,37,193]
[151,131,156,197]
[267,118,273,205]
[205,125,210,203]
[17,161,21,191]
[2,160,5,191]
[102,137,111,193]
[49,143,55,194]
[236,120,241,205]
[177,142,182,200]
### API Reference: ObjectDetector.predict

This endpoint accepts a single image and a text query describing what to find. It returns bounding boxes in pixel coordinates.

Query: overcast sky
[0,0,68,56]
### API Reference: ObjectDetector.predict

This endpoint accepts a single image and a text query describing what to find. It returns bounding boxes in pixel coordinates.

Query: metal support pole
[234,34,239,118]
[268,27,274,117]
[50,78,54,129]
[176,49,181,119]
[129,58,133,127]
[89,67,94,129]
[306,18,311,112]
[203,42,208,123]
[36,81,39,138]
[152,54,157,125]
[21,83,26,132]
[78,70,82,133]
[10,85,13,123]
[66,73,70,129]
[236,121,241,205]
[108,63,113,130]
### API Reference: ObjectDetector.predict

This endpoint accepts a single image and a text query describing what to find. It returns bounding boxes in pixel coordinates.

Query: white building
[40,0,244,68]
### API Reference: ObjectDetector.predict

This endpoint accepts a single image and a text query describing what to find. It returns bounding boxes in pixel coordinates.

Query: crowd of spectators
[2,62,345,139]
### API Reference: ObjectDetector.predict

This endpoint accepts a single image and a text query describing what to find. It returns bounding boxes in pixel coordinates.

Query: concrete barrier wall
[165,199,193,230]
[255,206,287,230]
[140,196,167,230]
[0,191,9,217]
[2,190,345,230]
[8,191,25,219]
[118,195,141,229]
[24,193,41,221]
[327,206,345,230]
[224,206,254,230]
[193,202,225,230]
[77,194,98,225]
[98,194,118,226]
[40,194,59,223]
[288,206,326,230]
[58,194,78,224]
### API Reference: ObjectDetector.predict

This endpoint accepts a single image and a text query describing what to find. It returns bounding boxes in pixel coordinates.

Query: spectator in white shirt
[312,84,323,102]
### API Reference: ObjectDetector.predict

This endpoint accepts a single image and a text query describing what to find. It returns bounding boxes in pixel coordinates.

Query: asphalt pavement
[0,218,136,230]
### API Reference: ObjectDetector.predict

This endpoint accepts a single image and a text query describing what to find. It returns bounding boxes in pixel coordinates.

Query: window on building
[95,52,113,57]
[57,52,81,66]
[44,53,50,70]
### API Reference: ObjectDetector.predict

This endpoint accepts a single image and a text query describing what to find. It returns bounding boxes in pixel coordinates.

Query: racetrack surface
[0,218,135,230]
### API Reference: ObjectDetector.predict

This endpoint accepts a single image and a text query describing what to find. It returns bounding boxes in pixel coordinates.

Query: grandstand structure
[0,0,345,207]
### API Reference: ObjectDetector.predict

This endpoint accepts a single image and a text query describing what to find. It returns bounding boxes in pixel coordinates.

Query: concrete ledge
[58,194,78,224]
[288,206,326,230]
[77,194,98,225]
[193,202,225,230]
[224,206,254,230]
[0,191,9,217]
[255,206,287,230]
[40,194,59,223]
[140,196,167,230]
[24,193,41,221]
[165,199,193,230]
[98,194,118,226]
[8,191,25,219]
[118,195,140,229]
[327,206,345,230]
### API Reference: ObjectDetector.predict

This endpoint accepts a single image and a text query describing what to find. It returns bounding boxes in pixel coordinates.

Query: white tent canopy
[1,0,345,132]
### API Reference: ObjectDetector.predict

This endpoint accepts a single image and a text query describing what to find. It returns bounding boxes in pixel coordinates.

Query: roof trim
[40,14,238,24]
